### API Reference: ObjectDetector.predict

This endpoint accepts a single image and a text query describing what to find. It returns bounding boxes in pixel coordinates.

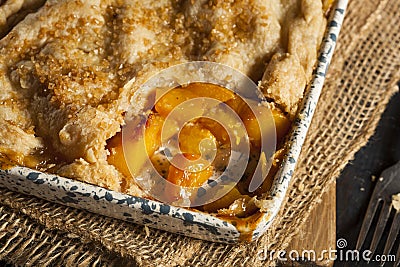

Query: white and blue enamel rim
[251,0,349,239]
[0,0,348,244]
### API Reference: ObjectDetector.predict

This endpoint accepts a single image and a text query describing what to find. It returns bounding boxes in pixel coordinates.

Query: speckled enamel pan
[0,0,348,243]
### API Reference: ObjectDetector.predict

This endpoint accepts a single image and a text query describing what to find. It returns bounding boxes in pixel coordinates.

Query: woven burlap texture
[0,0,399,266]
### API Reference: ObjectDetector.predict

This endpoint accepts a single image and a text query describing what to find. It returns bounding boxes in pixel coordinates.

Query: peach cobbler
[0,0,334,216]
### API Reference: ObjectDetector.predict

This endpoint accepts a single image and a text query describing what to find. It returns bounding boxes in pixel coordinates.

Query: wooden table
[282,182,336,267]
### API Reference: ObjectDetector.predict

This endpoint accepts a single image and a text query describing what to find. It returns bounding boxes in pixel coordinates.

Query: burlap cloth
[0,0,399,266]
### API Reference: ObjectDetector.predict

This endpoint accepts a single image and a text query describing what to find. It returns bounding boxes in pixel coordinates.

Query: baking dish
[0,0,348,243]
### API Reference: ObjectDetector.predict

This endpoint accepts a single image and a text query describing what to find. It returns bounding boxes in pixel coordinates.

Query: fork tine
[356,197,381,251]
[382,211,400,257]
[370,201,392,254]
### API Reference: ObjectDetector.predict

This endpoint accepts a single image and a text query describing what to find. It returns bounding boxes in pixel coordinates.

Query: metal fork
[356,160,400,266]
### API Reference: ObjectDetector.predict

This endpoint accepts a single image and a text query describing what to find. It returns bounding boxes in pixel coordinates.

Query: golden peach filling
[106,82,291,214]
[323,0,336,13]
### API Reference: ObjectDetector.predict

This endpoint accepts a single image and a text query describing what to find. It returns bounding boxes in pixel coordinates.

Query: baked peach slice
[155,88,198,117]
[178,123,217,156]
[166,153,213,188]
[107,114,165,178]
[184,82,236,102]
